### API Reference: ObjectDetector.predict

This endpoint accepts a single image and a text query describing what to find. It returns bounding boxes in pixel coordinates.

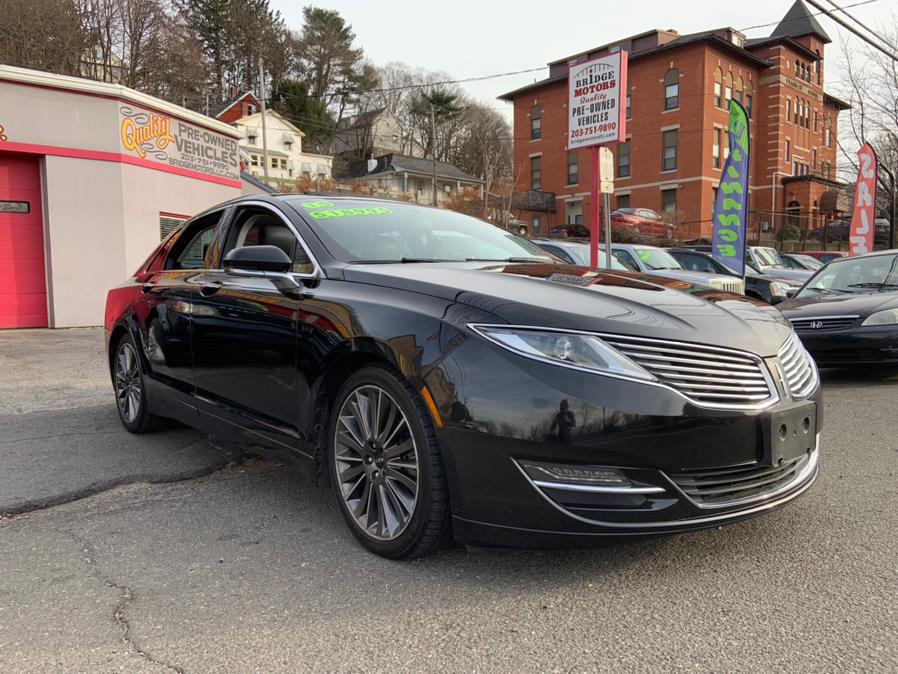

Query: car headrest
[260,225,295,259]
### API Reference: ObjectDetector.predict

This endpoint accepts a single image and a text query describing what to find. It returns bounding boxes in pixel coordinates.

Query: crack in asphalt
[68,531,186,674]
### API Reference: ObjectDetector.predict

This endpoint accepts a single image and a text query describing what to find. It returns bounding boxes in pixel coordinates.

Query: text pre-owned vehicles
[106,196,821,559]
[605,244,745,294]
[666,248,801,305]
[778,250,898,366]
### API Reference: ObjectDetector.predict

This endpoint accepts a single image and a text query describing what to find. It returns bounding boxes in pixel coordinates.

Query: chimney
[229,85,238,98]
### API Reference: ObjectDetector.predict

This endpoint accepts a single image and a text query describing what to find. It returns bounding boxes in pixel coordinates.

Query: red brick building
[499,0,849,239]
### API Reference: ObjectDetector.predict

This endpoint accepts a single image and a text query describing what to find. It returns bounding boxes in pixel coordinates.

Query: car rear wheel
[328,366,451,559]
[113,334,166,434]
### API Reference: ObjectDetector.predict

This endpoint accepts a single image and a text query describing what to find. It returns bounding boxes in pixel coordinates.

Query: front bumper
[798,326,898,366]
[425,338,822,547]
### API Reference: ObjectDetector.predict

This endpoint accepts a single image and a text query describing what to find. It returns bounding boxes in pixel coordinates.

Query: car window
[538,244,575,264]
[224,206,314,274]
[165,211,223,270]
[754,247,784,267]
[633,247,682,271]
[612,249,640,271]
[288,198,553,263]
[676,253,716,273]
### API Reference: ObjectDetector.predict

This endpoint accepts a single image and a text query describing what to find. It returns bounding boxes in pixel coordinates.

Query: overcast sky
[270,0,895,117]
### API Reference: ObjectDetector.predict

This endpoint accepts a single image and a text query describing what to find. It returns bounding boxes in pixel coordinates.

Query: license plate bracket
[761,401,817,467]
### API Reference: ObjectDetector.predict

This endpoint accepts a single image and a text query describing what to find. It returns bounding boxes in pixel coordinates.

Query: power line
[805,0,898,62]
[738,0,877,32]
[825,0,898,53]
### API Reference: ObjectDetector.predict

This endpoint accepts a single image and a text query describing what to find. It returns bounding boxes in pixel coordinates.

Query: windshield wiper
[465,257,551,263]
[352,257,462,264]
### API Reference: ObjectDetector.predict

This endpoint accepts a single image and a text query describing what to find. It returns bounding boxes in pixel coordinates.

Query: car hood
[758,266,812,282]
[778,290,898,318]
[344,262,793,356]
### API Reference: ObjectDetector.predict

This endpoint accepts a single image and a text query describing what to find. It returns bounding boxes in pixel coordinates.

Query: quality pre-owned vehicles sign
[567,52,627,150]
[119,105,240,182]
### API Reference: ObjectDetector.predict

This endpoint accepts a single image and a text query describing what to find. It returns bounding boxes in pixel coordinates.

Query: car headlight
[769,281,796,297]
[862,308,898,326]
[468,325,656,381]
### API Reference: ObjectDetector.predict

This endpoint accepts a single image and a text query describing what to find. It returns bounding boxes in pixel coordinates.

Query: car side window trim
[218,200,324,280]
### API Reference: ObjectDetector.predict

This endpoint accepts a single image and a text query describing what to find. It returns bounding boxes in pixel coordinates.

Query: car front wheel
[328,366,451,559]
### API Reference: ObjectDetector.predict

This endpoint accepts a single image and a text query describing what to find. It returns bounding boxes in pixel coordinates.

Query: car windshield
[754,247,784,267]
[798,253,898,297]
[633,247,682,271]
[563,244,628,270]
[289,199,554,263]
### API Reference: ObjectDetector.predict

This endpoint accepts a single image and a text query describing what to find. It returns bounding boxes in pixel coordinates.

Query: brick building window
[746,80,753,117]
[662,129,678,171]
[812,149,817,170]
[724,72,732,102]
[566,151,579,185]
[626,83,632,120]
[734,76,743,104]
[664,69,679,110]
[532,216,541,233]
[786,98,791,124]
[661,188,677,217]
[617,194,630,209]
[530,155,541,190]
[824,118,832,147]
[530,105,542,140]
[785,140,791,162]
[713,68,722,107]
[814,110,818,132]
[618,140,631,177]
[712,128,722,169]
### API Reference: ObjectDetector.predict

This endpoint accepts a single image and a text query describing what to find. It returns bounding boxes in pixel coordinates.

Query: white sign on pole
[599,146,614,193]
[567,51,628,150]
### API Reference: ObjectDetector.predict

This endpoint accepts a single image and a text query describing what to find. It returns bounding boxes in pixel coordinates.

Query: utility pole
[258,59,270,187]
[430,102,438,207]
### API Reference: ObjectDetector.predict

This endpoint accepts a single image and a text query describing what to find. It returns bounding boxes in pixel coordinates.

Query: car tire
[328,365,452,559]
[112,333,167,434]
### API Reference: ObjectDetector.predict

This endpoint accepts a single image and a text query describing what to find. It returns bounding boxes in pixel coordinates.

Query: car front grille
[710,278,745,294]
[789,315,859,331]
[664,451,815,507]
[600,334,776,409]
[778,335,818,399]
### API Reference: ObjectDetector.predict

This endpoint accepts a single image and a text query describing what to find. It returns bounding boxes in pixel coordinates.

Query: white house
[232,110,333,188]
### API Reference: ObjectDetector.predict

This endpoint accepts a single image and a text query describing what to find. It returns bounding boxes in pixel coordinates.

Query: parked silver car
[607,244,746,294]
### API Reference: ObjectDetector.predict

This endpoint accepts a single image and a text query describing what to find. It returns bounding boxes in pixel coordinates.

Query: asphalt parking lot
[1,328,896,673]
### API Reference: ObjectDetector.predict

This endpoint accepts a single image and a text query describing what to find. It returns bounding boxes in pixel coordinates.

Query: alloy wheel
[115,342,142,424]
[334,385,420,541]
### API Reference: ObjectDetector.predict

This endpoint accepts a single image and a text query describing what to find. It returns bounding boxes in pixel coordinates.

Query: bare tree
[0,0,86,75]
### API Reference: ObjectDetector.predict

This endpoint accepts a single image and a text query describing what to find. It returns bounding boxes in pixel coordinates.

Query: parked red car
[800,250,849,264]
[611,208,673,239]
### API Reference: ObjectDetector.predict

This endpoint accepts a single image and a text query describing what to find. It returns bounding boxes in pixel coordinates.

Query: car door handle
[200,282,222,296]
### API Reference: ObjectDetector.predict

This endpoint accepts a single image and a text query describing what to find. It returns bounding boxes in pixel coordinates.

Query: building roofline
[0,64,242,138]
[213,91,259,119]
[546,28,673,67]
[744,35,820,60]
[498,34,769,101]
[823,92,851,110]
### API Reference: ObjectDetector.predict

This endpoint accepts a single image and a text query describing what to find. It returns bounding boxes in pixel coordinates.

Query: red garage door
[0,153,47,328]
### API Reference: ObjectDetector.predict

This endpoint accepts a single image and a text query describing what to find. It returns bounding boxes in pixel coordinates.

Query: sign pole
[603,192,613,268]
[590,146,600,268]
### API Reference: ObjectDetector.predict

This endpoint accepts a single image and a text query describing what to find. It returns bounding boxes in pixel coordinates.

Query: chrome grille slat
[666,453,811,507]
[778,335,818,399]
[599,334,777,409]
[789,315,859,331]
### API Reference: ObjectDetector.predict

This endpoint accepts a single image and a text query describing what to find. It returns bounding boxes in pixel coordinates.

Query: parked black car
[666,248,801,305]
[808,218,890,246]
[105,196,821,558]
[778,250,898,366]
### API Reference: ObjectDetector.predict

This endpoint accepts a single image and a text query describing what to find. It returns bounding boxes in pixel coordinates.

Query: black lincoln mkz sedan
[105,196,821,558]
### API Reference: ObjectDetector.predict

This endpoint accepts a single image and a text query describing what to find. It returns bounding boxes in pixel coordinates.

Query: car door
[189,202,318,454]
[133,210,224,407]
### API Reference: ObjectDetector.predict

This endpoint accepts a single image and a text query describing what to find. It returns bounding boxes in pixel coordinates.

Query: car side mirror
[223,245,292,273]
[786,289,797,298]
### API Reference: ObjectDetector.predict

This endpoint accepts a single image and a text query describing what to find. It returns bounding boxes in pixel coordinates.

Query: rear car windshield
[755,247,784,267]
[633,247,682,271]
[288,199,554,263]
